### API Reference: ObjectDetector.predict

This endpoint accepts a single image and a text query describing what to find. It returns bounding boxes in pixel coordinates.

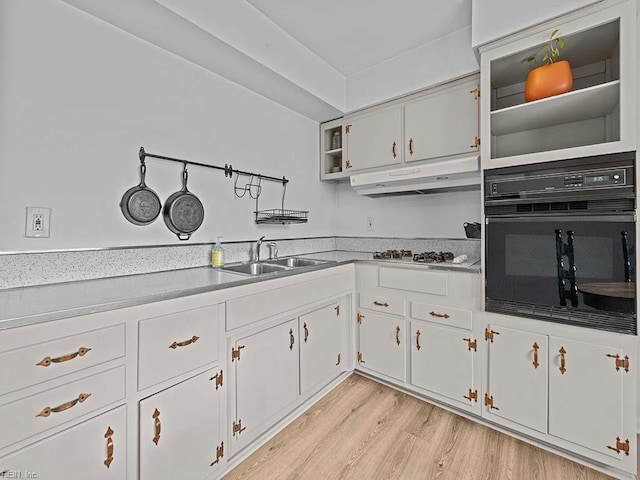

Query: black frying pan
[120,163,161,225]
[163,166,204,240]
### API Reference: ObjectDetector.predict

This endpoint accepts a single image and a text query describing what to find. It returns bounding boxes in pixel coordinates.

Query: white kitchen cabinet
[404,77,479,163]
[548,336,627,458]
[299,303,342,395]
[232,318,299,449]
[0,406,127,480]
[344,106,403,172]
[320,118,348,180]
[410,321,477,410]
[479,0,636,168]
[484,325,548,433]
[139,368,224,480]
[357,310,406,382]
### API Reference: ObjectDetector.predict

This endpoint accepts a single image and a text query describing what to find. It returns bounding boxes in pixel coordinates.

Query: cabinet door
[299,303,341,394]
[234,319,298,443]
[485,325,548,433]
[357,311,406,382]
[345,107,402,172]
[0,406,126,480]
[549,336,625,458]
[405,81,479,162]
[139,369,223,480]
[410,322,476,408]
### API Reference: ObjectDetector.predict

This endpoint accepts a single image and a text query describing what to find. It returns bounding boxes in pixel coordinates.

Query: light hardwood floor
[224,374,623,480]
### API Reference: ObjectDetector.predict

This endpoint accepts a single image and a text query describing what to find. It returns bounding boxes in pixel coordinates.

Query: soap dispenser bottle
[212,237,225,267]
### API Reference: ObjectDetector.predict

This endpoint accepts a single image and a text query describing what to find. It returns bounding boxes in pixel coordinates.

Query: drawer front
[359,293,405,316]
[379,267,447,296]
[0,366,125,450]
[411,302,472,330]
[138,304,220,391]
[0,324,125,396]
[0,405,127,480]
[226,271,351,331]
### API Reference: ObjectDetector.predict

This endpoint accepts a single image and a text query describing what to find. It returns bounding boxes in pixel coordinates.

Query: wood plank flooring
[224,374,620,480]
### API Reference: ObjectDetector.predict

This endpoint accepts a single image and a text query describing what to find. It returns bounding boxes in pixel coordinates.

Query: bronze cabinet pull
[37,347,91,367]
[373,301,389,307]
[429,311,450,319]
[409,138,414,156]
[416,330,421,351]
[152,408,161,445]
[395,326,401,346]
[606,353,630,372]
[289,329,295,351]
[36,392,92,418]
[559,347,567,374]
[169,335,200,349]
[532,342,540,369]
[392,142,397,158]
[345,160,352,169]
[104,426,114,468]
[303,323,309,343]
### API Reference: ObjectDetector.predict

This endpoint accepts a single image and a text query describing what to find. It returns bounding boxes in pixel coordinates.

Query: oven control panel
[563,171,624,188]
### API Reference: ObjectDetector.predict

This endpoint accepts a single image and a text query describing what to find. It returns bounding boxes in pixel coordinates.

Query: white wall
[471,0,602,48]
[0,0,337,252]
[346,27,479,112]
[335,183,482,239]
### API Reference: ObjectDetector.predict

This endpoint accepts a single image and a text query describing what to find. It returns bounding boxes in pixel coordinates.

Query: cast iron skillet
[163,166,204,240]
[120,163,162,226]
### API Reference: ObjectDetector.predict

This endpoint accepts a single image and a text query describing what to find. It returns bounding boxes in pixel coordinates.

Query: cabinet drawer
[0,324,125,396]
[0,366,125,450]
[411,302,472,330]
[379,267,447,296]
[138,305,220,391]
[359,293,405,316]
[0,405,127,479]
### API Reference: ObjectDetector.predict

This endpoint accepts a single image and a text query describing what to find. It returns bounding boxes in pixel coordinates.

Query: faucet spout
[256,236,266,261]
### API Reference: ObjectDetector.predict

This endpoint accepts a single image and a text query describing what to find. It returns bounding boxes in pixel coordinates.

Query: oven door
[485,214,636,334]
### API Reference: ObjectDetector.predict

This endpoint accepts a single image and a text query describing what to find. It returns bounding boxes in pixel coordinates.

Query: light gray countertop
[0,251,479,331]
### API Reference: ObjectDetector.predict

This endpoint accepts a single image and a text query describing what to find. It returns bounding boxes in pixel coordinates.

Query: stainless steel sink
[221,262,289,276]
[266,257,328,268]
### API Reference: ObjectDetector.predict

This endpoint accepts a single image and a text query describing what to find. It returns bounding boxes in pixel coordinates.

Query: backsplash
[0,236,480,289]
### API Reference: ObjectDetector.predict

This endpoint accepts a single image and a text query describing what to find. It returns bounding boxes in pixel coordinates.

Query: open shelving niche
[320,118,348,180]
[486,17,626,164]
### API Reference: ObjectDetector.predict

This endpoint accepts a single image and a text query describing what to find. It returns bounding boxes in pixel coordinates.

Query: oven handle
[485,214,636,223]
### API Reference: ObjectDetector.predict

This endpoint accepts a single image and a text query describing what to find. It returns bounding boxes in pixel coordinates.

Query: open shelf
[491,80,620,135]
[324,148,343,157]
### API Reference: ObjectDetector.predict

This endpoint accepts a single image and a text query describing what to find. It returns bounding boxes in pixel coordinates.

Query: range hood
[350,156,480,196]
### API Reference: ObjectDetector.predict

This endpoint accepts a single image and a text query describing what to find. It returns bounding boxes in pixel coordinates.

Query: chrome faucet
[256,236,266,261]
[267,241,278,260]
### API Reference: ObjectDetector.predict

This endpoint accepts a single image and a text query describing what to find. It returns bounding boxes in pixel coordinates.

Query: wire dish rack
[254,208,308,224]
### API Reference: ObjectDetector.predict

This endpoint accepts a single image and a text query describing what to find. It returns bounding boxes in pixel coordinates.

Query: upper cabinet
[320,74,480,180]
[479,0,637,169]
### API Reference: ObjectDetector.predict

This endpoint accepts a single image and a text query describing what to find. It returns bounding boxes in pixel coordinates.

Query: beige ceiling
[247,0,472,76]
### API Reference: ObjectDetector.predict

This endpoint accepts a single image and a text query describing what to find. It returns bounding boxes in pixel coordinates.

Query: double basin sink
[221,257,332,276]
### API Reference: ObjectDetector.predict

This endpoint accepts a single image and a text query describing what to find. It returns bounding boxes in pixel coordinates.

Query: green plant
[523,29,566,68]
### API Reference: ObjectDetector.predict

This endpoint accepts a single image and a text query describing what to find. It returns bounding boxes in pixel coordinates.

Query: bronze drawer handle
[559,347,567,374]
[37,347,91,367]
[373,301,389,307]
[104,426,114,468]
[416,330,421,351]
[36,392,91,417]
[303,323,309,343]
[429,311,450,319]
[169,335,200,349]
[395,326,401,346]
[289,329,295,351]
[392,141,397,158]
[409,138,414,156]
[532,343,540,369]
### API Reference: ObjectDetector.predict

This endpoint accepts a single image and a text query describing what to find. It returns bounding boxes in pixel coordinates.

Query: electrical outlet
[367,217,375,231]
[25,207,51,238]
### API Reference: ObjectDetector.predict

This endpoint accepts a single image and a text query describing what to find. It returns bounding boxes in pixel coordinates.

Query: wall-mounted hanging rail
[138,146,288,185]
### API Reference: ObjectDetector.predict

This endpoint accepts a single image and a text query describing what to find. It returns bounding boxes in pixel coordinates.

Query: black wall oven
[484,151,637,335]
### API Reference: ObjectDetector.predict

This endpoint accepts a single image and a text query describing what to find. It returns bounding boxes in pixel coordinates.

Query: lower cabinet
[410,322,476,409]
[548,336,626,458]
[357,310,406,382]
[0,405,127,480]
[139,368,223,480]
[484,325,548,433]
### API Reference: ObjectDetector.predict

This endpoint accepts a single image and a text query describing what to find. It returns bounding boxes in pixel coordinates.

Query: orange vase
[524,60,573,102]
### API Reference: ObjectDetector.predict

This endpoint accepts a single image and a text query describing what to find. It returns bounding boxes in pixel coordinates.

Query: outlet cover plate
[25,207,51,238]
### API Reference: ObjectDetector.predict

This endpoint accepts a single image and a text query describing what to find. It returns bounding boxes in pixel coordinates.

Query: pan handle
[176,233,192,241]
[181,165,189,192]
[139,163,147,187]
